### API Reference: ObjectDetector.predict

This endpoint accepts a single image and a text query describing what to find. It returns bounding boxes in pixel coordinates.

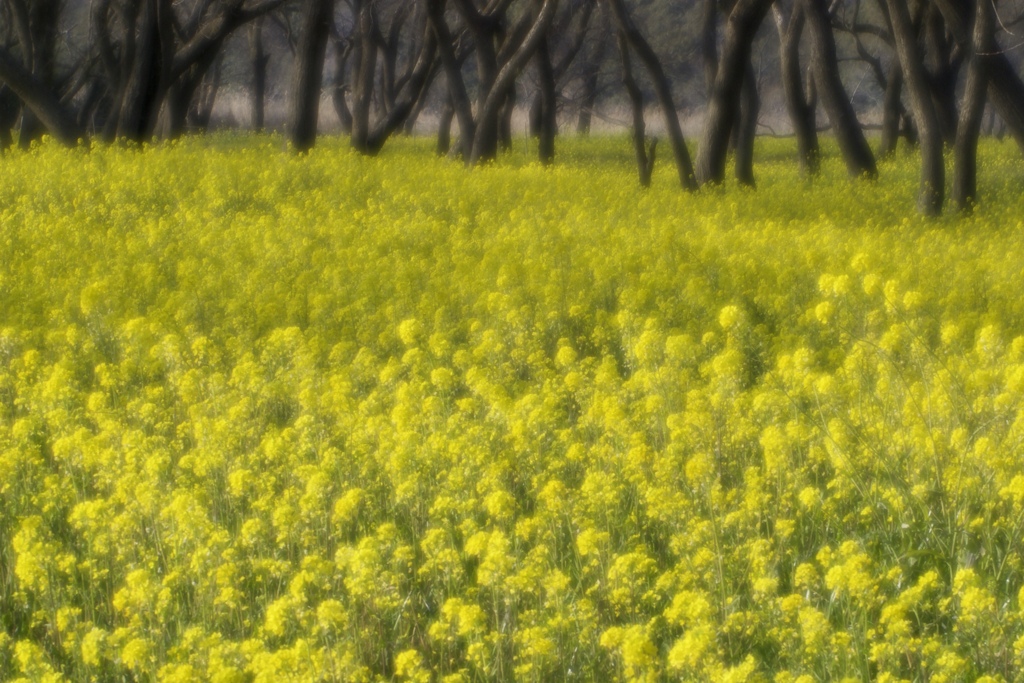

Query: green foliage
[1,135,1024,681]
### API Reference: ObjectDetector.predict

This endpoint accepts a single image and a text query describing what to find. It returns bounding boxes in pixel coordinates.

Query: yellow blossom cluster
[1,135,1024,681]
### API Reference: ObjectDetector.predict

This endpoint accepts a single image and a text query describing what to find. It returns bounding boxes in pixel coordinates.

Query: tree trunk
[363,26,437,154]
[605,0,696,189]
[536,33,556,164]
[162,46,220,139]
[734,59,759,186]
[923,3,959,145]
[886,0,943,214]
[469,0,558,165]
[116,0,163,142]
[351,1,377,152]
[426,0,475,162]
[952,0,994,211]
[14,0,61,147]
[288,0,334,152]
[774,3,819,174]
[455,0,501,163]
[618,33,654,187]
[802,0,877,177]
[878,63,903,158]
[695,0,772,186]
[931,0,1024,155]
[0,45,80,145]
[984,55,1024,154]
[378,12,407,116]
[529,93,542,137]
[162,82,190,138]
[0,86,18,150]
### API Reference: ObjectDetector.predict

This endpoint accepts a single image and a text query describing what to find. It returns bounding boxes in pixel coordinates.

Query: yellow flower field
[2,136,1024,681]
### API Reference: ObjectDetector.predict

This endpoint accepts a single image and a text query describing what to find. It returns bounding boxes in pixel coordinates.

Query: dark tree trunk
[163,83,190,138]
[985,55,1024,154]
[529,93,541,137]
[695,0,772,186]
[901,108,918,145]
[454,0,500,163]
[923,3,959,145]
[363,26,437,154]
[377,9,408,116]
[351,2,377,152]
[0,86,18,150]
[953,0,994,211]
[618,33,655,187]
[116,0,163,142]
[0,45,79,145]
[802,0,877,177]
[931,0,1024,155]
[536,33,556,164]
[162,46,219,139]
[14,0,61,148]
[878,63,903,157]
[734,59,758,186]
[94,0,126,142]
[426,0,475,162]
[886,0,943,214]
[774,3,819,174]
[251,18,269,131]
[469,0,558,165]
[288,0,334,152]
[605,0,696,189]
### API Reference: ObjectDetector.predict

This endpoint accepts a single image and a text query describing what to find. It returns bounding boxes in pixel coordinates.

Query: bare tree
[573,17,608,135]
[695,0,773,186]
[953,0,996,210]
[932,0,1024,154]
[0,41,80,145]
[773,1,820,174]
[288,0,335,151]
[0,0,80,145]
[803,0,877,177]
[886,0,943,215]
[604,0,696,190]
[617,31,655,186]
[347,1,438,155]
[427,0,558,165]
